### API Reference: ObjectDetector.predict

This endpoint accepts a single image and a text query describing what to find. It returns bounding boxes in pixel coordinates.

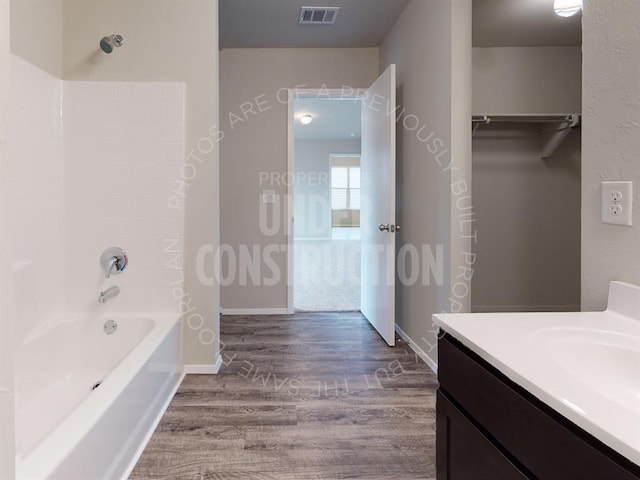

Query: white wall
[450,0,473,316]
[294,138,361,239]
[473,47,582,114]
[471,46,582,312]
[64,80,185,316]
[0,0,15,476]
[582,0,640,309]
[220,48,378,310]
[10,0,63,78]
[380,0,472,366]
[63,0,220,366]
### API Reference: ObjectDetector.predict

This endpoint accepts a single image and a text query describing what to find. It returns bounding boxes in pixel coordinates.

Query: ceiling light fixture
[300,114,313,125]
[554,0,582,17]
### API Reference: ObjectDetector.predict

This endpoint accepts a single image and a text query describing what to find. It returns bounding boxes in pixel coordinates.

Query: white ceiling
[220,0,411,49]
[294,98,361,140]
[220,0,582,49]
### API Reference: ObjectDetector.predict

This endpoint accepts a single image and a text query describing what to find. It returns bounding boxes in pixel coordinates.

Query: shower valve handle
[100,247,128,278]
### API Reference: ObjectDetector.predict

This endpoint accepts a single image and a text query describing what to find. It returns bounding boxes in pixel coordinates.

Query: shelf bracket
[540,114,580,159]
[472,115,490,137]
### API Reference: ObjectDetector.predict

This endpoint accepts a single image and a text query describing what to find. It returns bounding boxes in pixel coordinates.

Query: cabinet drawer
[437,390,529,480]
[438,334,640,480]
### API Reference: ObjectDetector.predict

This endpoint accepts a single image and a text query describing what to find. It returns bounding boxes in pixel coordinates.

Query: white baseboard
[395,325,438,374]
[221,308,290,315]
[471,304,580,313]
[183,354,223,374]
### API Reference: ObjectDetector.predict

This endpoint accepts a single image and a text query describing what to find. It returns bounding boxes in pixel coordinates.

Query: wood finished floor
[131,312,438,479]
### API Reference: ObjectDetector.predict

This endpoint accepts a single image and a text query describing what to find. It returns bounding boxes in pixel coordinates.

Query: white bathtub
[15,314,183,480]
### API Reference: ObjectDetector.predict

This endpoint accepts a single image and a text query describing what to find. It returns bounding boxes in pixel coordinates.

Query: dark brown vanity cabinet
[436,333,640,480]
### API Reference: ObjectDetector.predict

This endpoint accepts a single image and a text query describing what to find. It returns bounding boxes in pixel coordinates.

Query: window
[331,166,360,210]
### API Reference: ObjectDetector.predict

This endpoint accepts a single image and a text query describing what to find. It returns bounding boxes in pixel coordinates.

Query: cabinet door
[436,391,530,480]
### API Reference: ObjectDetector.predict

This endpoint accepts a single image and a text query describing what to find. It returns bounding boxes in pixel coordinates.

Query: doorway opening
[289,94,362,312]
[286,64,397,349]
[471,10,582,314]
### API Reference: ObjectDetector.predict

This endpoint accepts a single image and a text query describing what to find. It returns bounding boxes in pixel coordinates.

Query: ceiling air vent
[299,7,340,25]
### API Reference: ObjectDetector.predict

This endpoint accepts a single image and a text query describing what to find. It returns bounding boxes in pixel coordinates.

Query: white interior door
[360,64,397,346]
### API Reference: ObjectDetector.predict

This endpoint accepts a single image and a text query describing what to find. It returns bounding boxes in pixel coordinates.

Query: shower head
[100,34,124,54]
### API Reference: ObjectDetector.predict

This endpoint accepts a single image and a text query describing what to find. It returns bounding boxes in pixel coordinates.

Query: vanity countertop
[433,281,640,466]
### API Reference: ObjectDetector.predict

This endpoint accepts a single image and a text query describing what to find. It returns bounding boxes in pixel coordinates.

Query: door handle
[379,224,390,232]
[379,224,401,233]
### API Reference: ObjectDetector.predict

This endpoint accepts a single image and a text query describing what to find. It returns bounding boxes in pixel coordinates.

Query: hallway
[132,313,437,479]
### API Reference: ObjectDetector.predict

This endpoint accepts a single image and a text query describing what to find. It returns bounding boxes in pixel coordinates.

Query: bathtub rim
[16,313,182,479]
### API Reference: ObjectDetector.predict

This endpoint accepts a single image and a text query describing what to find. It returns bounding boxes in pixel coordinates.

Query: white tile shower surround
[9,56,64,344]
[64,80,186,315]
[9,55,186,342]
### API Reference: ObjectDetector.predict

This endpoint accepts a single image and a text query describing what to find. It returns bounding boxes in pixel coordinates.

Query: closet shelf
[472,113,580,159]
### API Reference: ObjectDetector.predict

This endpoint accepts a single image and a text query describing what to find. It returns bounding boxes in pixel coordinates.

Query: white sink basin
[433,281,640,466]
[532,327,640,412]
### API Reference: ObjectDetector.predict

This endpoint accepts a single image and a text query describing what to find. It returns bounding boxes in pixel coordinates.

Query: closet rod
[472,114,579,125]
[471,114,580,159]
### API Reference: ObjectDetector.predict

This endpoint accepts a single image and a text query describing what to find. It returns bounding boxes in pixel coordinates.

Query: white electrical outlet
[601,181,633,226]
[610,205,622,216]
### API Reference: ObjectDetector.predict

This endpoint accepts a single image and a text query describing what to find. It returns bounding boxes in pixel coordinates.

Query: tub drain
[91,381,102,391]
[103,319,118,334]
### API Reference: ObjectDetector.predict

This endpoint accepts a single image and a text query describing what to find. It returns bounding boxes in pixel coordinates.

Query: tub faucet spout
[98,286,120,304]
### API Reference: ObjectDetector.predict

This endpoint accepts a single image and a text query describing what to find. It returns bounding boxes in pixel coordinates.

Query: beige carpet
[294,230,361,311]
